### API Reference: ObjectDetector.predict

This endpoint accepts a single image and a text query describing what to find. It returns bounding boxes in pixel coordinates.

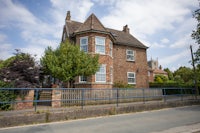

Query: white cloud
[101,0,198,39]
[0,0,62,60]
[0,33,7,42]
[0,43,12,60]
[0,0,37,27]
[170,33,195,48]
[161,38,170,44]
[50,0,94,22]
[159,49,190,67]
[151,42,166,48]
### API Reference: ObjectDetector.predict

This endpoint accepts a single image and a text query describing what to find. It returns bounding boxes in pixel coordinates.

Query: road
[0,105,200,133]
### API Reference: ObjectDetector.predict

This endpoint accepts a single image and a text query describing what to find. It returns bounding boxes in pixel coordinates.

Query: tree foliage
[164,68,174,80]
[154,75,168,83]
[173,66,193,83]
[40,40,99,87]
[0,51,40,88]
[191,7,200,64]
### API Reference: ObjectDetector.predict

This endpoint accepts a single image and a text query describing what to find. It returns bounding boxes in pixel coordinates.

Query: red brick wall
[113,45,149,88]
[74,33,113,89]
[15,90,34,110]
[73,32,148,89]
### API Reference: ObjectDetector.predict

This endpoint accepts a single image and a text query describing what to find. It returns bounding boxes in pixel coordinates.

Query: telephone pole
[190,45,198,99]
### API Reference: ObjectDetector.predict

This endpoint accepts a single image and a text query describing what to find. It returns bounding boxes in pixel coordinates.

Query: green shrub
[113,81,135,88]
[0,81,16,110]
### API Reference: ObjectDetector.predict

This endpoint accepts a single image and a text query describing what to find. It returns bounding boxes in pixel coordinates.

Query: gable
[64,13,148,49]
[75,13,107,33]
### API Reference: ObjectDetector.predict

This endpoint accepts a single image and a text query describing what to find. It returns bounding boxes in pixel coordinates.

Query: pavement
[0,105,200,133]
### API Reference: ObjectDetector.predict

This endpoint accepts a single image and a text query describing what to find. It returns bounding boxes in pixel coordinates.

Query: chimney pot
[123,24,129,34]
[66,11,71,21]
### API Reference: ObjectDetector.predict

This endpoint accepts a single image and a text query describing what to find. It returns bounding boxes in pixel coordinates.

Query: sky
[0,0,199,71]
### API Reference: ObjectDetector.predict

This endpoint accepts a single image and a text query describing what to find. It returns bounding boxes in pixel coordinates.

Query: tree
[0,50,40,88]
[154,75,168,83]
[164,68,174,81]
[191,7,200,64]
[40,40,99,87]
[173,66,193,83]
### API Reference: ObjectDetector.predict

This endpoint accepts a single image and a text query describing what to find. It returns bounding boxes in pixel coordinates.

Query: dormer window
[95,36,105,54]
[80,37,88,52]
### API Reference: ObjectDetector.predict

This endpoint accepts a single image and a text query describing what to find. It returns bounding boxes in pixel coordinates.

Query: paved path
[0,105,200,133]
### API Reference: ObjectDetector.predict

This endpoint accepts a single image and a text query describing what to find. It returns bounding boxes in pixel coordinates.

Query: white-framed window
[95,36,105,54]
[126,49,135,61]
[109,41,113,57]
[79,75,87,82]
[127,72,136,84]
[80,37,88,52]
[95,65,106,82]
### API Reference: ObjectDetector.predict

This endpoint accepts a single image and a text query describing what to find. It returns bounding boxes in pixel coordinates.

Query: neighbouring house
[148,59,168,82]
[62,11,149,88]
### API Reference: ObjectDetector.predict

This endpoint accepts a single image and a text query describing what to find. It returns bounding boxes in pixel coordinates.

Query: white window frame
[80,37,88,52]
[95,65,106,83]
[127,72,136,84]
[95,36,105,54]
[126,49,135,61]
[109,41,113,57]
[79,75,87,83]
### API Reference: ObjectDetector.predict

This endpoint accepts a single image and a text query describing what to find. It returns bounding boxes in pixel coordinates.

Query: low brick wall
[14,90,34,110]
[0,100,200,128]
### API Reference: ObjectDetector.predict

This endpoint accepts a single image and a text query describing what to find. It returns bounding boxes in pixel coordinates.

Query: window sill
[128,83,136,85]
[126,60,135,62]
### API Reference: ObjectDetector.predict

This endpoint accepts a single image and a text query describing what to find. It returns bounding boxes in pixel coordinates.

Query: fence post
[81,89,84,110]
[163,88,166,103]
[142,89,145,104]
[181,88,183,101]
[116,88,119,107]
[34,89,39,112]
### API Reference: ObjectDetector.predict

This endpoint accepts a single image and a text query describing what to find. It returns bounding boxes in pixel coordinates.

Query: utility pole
[190,45,198,99]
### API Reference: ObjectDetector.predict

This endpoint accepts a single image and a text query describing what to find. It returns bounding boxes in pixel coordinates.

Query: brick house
[62,11,149,88]
[148,59,168,82]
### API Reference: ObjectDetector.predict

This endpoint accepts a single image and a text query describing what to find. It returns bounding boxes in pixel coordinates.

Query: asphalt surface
[0,105,200,133]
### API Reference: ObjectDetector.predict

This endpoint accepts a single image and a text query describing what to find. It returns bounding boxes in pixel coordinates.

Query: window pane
[80,76,87,82]
[80,45,88,52]
[128,78,135,83]
[81,38,87,44]
[127,50,133,55]
[126,50,134,61]
[80,37,88,52]
[127,72,135,84]
[96,65,106,82]
[128,73,135,78]
[96,45,105,54]
[96,37,105,45]
[127,55,134,61]
[95,37,105,54]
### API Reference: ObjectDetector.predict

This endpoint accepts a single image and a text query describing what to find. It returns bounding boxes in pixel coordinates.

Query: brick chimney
[66,11,71,22]
[123,25,129,34]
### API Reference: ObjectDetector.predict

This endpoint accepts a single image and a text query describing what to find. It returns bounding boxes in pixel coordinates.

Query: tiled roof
[153,69,168,75]
[107,28,147,49]
[65,14,148,49]
[75,13,107,33]
[66,20,82,36]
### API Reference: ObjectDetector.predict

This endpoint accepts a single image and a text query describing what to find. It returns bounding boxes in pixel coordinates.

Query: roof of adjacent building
[153,69,168,75]
[65,13,148,49]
